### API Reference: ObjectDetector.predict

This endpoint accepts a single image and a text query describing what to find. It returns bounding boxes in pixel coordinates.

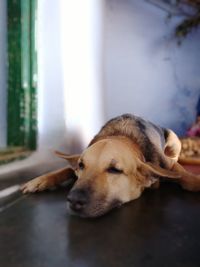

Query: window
[0,0,38,164]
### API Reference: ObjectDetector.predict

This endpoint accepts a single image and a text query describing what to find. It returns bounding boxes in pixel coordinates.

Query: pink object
[187,125,200,137]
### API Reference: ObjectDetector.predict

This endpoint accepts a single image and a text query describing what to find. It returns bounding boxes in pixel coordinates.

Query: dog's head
[56,137,180,218]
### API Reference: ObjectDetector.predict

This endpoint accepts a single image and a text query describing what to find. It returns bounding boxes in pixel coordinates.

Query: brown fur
[21,114,200,217]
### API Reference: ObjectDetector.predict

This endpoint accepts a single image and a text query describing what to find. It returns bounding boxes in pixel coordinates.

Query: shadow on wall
[103,0,200,136]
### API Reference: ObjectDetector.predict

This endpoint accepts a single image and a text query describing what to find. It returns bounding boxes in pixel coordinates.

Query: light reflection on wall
[60,0,104,146]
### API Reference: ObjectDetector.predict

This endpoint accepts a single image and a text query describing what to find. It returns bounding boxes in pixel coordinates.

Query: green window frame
[0,0,38,164]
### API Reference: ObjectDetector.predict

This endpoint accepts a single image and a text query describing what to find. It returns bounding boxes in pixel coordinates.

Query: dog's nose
[67,189,89,211]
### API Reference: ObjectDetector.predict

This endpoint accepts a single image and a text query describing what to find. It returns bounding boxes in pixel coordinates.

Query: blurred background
[0,0,200,170]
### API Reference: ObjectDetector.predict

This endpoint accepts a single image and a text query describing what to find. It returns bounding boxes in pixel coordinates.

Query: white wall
[37,0,105,151]
[0,0,7,148]
[37,0,67,150]
[28,0,200,152]
[103,0,200,135]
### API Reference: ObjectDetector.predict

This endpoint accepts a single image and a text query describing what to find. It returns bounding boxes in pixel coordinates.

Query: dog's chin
[66,202,86,217]
[66,202,106,218]
[66,200,122,218]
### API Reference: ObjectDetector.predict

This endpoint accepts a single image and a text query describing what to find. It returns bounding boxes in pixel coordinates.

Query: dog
[21,114,200,217]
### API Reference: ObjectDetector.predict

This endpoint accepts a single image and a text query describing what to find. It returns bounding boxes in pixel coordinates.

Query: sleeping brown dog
[21,114,200,217]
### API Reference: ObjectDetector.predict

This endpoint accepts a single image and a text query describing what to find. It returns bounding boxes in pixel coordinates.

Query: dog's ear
[139,161,181,179]
[55,150,80,169]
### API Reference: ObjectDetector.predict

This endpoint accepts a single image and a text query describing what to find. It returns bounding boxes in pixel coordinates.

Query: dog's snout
[67,189,89,211]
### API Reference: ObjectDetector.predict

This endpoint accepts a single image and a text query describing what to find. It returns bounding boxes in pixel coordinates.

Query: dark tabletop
[0,183,200,267]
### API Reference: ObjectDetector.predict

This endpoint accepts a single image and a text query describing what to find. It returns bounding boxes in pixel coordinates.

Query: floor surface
[0,180,200,267]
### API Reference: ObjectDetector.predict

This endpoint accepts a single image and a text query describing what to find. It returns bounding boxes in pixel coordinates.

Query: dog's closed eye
[107,166,123,174]
[78,161,85,170]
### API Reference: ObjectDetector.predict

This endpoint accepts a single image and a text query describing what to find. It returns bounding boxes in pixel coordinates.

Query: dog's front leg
[21,167,77,193]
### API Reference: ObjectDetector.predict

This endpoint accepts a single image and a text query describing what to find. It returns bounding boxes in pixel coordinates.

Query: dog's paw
[21,177,50,194]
